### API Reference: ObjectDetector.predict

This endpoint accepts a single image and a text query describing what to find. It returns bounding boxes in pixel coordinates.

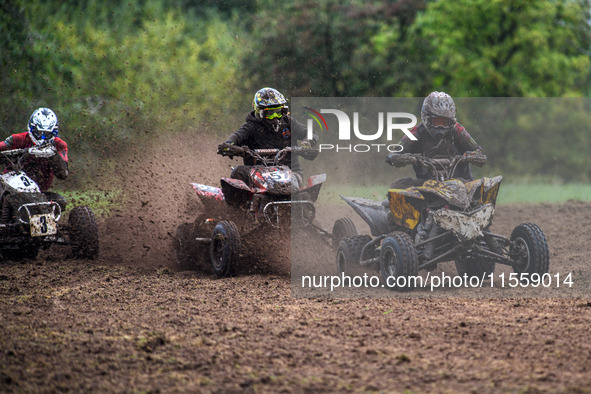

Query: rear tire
[332,218,359,250]
[380,232,419,292]
[174,215,214,271]
[69,206,99,259]
[210,220,241,278]
[336,235,371,276]
[510,223,549,275]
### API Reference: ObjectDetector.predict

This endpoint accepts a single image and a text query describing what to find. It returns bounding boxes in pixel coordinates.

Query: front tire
[510,223,549,275]
[210,220,241,278]
[69,206,99,259]
[380,232,419,292]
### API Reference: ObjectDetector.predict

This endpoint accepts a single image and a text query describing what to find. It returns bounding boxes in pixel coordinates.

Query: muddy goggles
[428,116,454,128]
[261,106,287,120]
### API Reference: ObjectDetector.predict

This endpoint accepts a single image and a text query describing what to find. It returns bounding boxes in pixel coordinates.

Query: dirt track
[1,136,591,392]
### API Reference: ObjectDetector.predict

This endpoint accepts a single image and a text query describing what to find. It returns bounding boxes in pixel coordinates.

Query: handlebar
[387,152,486,168]
[387,152,486,181]
[0,148,29,157]
[217,144,318,164]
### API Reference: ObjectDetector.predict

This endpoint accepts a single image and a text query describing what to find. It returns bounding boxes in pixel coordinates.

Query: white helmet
[28,108,59,145]
[421,92,456,137]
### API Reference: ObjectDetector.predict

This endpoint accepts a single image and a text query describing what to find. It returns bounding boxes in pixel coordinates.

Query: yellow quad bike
[335,153,550,291]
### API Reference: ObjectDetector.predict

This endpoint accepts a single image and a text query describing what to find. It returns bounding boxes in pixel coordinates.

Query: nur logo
[303,107,417,153]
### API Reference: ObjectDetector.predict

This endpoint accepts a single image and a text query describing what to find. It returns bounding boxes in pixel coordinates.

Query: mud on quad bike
[0,146,99,260]
[179,144,336,277]
[335,153,550,291]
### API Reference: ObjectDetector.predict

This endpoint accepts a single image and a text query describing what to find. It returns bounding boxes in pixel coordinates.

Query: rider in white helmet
[0,108,69,207]
[387,91,485,188]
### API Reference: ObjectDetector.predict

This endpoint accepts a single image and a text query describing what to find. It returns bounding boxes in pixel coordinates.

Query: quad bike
[178,145,356,277]
[335,153,550,291]
[0,146,99,260]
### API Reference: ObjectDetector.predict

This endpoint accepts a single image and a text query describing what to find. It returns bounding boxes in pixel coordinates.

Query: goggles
[31,126,57,140]
[429,116,454,128]
[262,106,285,120]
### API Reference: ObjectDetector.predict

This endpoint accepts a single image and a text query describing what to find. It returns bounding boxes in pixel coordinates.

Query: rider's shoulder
[8,132,29,145]
[410,123,427,138]
[453,122,469,136]
[54,137,67,149]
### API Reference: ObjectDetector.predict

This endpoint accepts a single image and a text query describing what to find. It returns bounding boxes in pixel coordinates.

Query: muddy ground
[1,136,591,393]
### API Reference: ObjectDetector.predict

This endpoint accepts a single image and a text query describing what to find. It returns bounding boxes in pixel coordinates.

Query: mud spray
[89,131,299,276]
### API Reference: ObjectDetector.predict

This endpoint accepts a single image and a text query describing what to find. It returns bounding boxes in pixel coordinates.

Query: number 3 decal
[39,216,48,233]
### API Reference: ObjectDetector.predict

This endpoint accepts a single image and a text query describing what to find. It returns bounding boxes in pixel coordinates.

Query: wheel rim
[513,236,530,272]
[382,246,398,278]
[212,234,226,271]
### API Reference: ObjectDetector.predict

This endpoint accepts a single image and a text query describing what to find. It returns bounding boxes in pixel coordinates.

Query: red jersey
[0,132,68,192]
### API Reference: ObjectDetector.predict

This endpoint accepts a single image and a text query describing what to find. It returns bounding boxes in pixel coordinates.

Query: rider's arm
[455,124,483,153]
[386,125,420,164]
[0,135,16,151]
[225,122,254,146]
[289,116,317,147]
[49,138,68,179]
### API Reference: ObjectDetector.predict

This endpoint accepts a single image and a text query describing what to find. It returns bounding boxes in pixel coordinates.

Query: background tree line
[1,0,590,184]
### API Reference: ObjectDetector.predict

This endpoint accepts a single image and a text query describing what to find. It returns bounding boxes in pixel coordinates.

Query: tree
[409,0,591,96]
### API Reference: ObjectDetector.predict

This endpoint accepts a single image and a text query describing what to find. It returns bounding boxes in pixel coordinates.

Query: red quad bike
[0,147,99,260]
[181,145,340,277]
[334,153,550,292]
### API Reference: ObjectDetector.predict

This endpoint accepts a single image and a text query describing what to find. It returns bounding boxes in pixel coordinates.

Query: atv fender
[304,174,327,188]
[464,176,503,206]
[220,178,254,207]
[191,183,225,203]
[299,173,326,202]
[340,196,391,237]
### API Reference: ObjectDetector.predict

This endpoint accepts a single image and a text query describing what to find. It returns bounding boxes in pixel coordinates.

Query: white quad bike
[0,146,99,260]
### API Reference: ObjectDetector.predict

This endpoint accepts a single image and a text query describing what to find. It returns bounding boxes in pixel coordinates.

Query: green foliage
[244,0,425,96]
[410,0,591,96]
[2,0,591,185]
[0,0,250,183]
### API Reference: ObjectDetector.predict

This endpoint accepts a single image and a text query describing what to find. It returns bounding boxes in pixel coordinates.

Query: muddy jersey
[225,111,317,174]
[398,122,482,180]
[0,132,69,192]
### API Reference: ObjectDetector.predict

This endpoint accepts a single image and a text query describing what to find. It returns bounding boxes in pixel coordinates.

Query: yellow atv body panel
[387,175,503,230]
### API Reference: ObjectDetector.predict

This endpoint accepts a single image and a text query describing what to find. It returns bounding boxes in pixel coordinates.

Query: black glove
[217,143,244,157]
[463,151,487,167]
[386,153,417,167]
[297,147,319,161]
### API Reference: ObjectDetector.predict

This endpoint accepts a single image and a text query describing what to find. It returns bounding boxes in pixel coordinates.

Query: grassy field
[318,182,591,205]
[55,189,126,218]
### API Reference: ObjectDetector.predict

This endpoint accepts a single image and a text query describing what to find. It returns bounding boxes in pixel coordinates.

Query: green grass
[318,182,591,205]
[55,189,126,218]
[496,183,591,205]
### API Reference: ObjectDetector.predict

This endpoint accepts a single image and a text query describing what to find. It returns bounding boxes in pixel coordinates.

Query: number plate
[29,214,57,237]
